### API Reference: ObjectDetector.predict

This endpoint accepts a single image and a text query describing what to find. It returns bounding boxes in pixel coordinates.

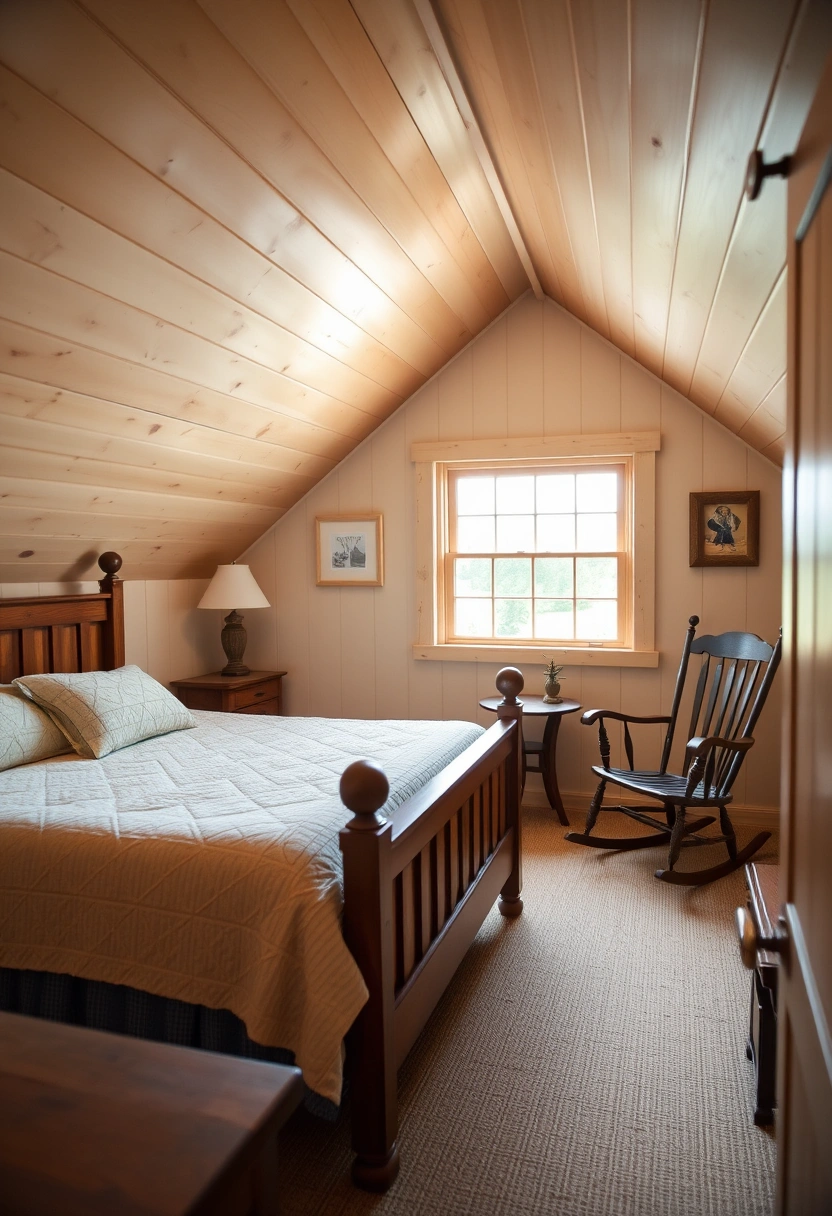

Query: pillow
[0,684,73,771]
[13,665,197,759]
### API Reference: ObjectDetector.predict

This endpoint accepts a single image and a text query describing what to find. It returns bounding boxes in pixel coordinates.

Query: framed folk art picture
[315,514,384,586]
[689,490,760,567]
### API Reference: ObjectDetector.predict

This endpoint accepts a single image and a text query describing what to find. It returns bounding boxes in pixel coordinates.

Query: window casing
[411,433,659,668]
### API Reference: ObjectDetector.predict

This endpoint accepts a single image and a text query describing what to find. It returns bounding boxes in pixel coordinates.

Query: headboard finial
[98,552,123,579]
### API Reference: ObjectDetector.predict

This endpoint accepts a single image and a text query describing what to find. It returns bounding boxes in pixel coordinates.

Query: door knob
[735,904,789,969]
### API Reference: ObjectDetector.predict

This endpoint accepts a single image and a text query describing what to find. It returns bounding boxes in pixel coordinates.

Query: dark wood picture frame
[689,490,760,567]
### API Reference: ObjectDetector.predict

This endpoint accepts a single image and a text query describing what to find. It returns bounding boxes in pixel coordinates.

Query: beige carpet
[278,808,778,1216]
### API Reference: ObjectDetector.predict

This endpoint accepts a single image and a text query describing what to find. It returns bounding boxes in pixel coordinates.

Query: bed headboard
[0,553,125,682]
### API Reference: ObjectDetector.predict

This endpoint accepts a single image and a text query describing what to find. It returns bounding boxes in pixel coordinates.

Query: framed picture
[689,490,760,567]
[316,514,384,586]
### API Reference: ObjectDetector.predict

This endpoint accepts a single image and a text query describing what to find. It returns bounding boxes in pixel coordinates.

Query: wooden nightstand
[171,670,287,716]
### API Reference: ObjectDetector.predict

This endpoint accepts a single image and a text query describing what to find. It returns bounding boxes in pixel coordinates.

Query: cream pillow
[0,684,73,771]
[13,665,196,760]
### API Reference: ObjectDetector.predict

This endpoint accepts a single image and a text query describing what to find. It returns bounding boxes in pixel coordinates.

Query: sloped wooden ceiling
[0,0,828,581]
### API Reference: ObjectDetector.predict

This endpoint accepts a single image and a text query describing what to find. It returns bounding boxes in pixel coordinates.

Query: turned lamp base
[220,610,250,677]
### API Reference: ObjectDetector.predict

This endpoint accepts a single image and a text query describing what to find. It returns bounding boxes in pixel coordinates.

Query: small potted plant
[542,657,564,703]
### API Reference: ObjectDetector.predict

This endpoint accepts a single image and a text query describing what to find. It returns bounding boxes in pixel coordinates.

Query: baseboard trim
[522,789,779,833]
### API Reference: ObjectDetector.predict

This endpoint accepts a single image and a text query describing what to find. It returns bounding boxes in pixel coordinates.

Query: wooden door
[778,51,832,1215]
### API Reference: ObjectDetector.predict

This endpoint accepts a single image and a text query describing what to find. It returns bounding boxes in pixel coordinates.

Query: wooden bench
[0,1012,303,1216]
[744,862,779,1126]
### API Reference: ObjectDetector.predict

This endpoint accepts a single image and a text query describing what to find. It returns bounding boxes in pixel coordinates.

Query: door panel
[778,49,832,1214]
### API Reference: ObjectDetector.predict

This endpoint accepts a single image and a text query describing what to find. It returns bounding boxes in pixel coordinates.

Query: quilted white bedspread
[0,711,483,1103]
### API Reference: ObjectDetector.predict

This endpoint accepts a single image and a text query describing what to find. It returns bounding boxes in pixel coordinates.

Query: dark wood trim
[339,667,525,1191]
[0,554,125,681]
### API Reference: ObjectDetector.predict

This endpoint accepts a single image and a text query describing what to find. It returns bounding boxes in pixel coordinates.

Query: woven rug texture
[279,807,778,1216]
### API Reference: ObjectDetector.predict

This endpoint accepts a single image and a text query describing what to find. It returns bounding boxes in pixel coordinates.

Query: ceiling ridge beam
[411,0,543,301]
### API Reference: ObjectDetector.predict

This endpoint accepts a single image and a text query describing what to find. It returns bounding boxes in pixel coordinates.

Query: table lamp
[198,563,271,676]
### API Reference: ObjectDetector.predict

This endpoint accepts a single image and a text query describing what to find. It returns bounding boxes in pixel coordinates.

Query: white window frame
[411,432,660,668]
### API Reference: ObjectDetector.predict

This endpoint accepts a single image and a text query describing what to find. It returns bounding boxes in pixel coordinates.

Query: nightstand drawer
[229,680,281,710]
[235,698,279,716]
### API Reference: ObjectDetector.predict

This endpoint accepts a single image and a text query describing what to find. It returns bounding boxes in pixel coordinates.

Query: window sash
[444,459,630,648]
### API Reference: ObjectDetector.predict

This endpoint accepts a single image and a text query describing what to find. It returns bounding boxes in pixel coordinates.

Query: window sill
[412,644,659,668]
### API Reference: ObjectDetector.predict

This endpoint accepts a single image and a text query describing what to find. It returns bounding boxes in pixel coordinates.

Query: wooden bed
[0,554,524,1193]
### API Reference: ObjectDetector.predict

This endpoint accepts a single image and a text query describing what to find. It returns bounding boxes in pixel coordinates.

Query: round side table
[478,695,581,825]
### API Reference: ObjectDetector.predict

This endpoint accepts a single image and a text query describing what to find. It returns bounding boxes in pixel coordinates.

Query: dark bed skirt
[0,966,335,1118]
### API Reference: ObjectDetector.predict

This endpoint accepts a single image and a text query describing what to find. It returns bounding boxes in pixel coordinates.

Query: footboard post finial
[495,667,524,918]
[338,761,400,1192]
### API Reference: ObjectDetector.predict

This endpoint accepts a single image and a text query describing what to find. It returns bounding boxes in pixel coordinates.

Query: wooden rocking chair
[564,616,781,885]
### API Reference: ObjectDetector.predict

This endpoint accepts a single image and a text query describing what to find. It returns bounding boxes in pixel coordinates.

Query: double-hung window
[412,434,659,667]
[449,461,626,644]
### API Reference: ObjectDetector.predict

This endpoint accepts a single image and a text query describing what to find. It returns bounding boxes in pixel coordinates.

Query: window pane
[576,513,617,551]
[494,558,531,596]
[576,557,617,598]
[496,475,535,514]
[495,598,532,637]
[457,515,495,553]
[576,471,618,512]
[455,558,492,597]
[455,598,492,636]
[537,514,575,552]
[575,599,618,640]
[457,476,494,515]
[535,599,574,639]
[536,474,574,513]
[534,557,573,597]
[496,514,535,552]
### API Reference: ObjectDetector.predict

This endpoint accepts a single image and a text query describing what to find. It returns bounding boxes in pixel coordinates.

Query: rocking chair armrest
[581,709,672,727]
[683,735,755,798]
[686,734,755,759]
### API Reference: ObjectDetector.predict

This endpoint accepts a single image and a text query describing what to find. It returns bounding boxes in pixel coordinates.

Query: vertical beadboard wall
[0,577,221,688]
[241,294,784,816]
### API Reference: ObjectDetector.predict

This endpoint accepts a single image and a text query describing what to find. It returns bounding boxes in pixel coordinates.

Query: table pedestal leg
[540,714,569,825]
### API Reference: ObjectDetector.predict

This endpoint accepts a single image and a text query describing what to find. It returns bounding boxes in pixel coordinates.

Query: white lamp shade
[198,564,271,610]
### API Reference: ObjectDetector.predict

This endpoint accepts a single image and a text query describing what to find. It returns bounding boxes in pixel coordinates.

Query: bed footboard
[339,668,524,1192]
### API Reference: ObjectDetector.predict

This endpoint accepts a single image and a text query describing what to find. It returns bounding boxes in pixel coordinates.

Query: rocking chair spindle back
[565,616,781,886]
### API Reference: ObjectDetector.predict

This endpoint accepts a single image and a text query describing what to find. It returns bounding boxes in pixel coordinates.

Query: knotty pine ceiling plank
[0,537,260,570]
[737,373,787,453]
[0,508,270,547]
[349,0,527,300]
[0,369,336,481]
[0,442,304,512]
[278,0,516,314]
[0,66,441,384]
[0,0,468,360]
[567,0,635,358]
[0,253,388,441]
[0,171,405,420]
[483,0,609,338]
[0,482,277,530]
[58,0,471,355]
[712,267,787,433]
[0,317,357,463]
[483,0,602,328]
[194,0,502,333]
[689,0,832,414]
[661,0,799,398]
[0,400,321,497]
[436,0,582,314]
[629,0,704,379]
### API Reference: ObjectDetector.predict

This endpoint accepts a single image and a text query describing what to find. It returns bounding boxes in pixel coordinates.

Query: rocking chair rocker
[565,616,781,885]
